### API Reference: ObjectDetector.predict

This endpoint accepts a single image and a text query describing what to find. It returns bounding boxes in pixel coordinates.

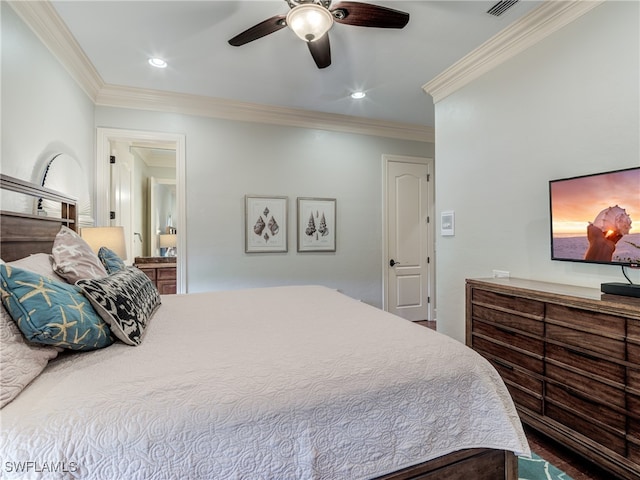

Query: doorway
[383,155,435,321]
[96,127,186,293]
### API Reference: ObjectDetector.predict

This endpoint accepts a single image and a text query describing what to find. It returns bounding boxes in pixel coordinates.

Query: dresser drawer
[134,259,177,295]
[505,382,543,414]
[629,342,640,365]
[488,358,543,414]
[488,357,543,396]
[629,393,640,423]
[546,323,625,360]
[546,343,625,384]
[158,267,176,280]
[629,366,640,394]
[473,336,543,374]
[157,280,176,295]
[628,394,640,463]
[472,304,544,336]
[546,363,625,408]
[546,304,626,337]
[139,267,156,281]
[546,383,626,431]
[629,319,640,342]
[629,437,640,465]
[545,402,626,456]
[473,320,543,356]
[472,289,544,318]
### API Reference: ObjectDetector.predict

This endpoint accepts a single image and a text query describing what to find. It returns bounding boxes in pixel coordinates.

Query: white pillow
[4,252,66,283]
[0,304,59,408]
[52,226,107,283]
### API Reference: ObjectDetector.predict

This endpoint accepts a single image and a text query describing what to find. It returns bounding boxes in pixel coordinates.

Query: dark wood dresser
[134,257,177,294]
[466,277,640,480]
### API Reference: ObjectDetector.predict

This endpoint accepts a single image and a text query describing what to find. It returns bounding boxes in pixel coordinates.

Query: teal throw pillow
[98,246,126,274]
[0,264,114,351]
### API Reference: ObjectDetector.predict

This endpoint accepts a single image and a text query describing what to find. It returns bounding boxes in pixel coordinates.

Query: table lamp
[159,233,177,257]
[80,226,127,260]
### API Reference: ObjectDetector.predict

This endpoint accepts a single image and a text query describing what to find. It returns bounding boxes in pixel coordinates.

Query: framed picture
[297,197,336,252]
[245,195,288,253]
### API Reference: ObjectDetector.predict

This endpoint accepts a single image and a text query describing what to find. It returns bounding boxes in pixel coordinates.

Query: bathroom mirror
[149,177,177,257]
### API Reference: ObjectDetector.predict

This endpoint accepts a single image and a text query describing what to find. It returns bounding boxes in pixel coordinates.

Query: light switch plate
[441,211,455,236]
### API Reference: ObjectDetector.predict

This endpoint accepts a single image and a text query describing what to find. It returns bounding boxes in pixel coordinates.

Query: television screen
[549,167,640,267]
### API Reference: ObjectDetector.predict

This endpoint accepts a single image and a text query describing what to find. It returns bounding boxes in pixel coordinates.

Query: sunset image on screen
[550,168,640,263]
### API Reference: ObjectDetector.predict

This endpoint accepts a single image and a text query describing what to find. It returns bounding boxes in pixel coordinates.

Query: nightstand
[134,257,177,294]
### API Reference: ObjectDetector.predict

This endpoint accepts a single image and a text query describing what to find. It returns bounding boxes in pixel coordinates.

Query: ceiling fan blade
[307,35,331,69]
[331,2,409,29]
[228,15,287,46]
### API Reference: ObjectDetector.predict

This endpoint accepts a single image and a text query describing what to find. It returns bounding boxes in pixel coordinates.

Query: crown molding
[7,0,103,101]
[9,0,433,142]
[96,84,434,143]
[422,0,605,103]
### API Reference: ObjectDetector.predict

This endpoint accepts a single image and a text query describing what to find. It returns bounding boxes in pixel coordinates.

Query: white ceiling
[49,0,543,128]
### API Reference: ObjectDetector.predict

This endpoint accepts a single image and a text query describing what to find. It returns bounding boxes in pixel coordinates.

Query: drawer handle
[569,349,599,362]
[496,325,516,335]
[558,384,597,405]
[492,358,514,371]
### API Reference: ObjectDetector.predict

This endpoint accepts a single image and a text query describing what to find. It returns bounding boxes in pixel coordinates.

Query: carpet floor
[519,453,573,480]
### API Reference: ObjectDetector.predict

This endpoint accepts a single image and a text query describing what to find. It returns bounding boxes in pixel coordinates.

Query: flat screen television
[549,166,640,267]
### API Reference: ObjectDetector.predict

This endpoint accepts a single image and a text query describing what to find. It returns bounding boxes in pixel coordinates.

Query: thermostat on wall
[441,211,455,236]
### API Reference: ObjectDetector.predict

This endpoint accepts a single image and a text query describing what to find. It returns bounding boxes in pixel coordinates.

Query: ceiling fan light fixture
[286,4,333,42]
[148,57,167,69]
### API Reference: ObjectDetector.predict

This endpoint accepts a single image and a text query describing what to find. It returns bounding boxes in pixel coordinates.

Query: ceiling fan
[228,0,410,69]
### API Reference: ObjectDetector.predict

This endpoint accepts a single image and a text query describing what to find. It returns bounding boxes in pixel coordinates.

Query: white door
[109,141,134,264]
[385,157,433,321]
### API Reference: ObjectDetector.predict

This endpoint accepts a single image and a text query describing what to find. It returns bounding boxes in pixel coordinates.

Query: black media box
[601,282,640,298]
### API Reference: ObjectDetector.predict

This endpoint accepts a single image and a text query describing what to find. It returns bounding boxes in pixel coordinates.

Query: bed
[0,174,529,479]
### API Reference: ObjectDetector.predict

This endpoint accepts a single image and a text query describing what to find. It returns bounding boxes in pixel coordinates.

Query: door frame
[96,127,187,293]
[382,154,435,320]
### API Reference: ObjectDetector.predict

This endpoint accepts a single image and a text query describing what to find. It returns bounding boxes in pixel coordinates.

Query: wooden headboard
[0,174,77,262]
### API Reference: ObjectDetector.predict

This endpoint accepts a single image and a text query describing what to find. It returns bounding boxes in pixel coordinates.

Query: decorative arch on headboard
[0,174,77,261]
[39,153,94,228]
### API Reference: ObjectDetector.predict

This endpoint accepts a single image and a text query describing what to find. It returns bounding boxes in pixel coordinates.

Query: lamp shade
[80,226,127,259]
[286,4,333,42]
[159,234,177,248]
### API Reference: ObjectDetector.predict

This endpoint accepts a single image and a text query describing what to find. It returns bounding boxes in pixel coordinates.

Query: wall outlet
[492,270,510,278]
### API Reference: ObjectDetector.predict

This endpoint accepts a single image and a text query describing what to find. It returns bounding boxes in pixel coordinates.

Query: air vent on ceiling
[487,0,519,17]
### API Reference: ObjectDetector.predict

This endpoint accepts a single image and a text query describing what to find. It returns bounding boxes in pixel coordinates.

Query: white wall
[95,107,433,306]
[1,4,94,193]
[1,2,433,307]
[434,1,640,342]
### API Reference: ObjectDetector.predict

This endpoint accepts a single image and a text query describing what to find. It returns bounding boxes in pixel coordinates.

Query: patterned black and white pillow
[77,267,161,346]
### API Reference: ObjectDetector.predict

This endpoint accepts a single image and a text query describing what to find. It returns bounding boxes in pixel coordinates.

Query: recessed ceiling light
[351,91,366,99]
[148,57,167,69]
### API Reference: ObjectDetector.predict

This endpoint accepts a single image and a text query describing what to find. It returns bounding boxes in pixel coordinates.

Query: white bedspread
[0,286,529,479]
